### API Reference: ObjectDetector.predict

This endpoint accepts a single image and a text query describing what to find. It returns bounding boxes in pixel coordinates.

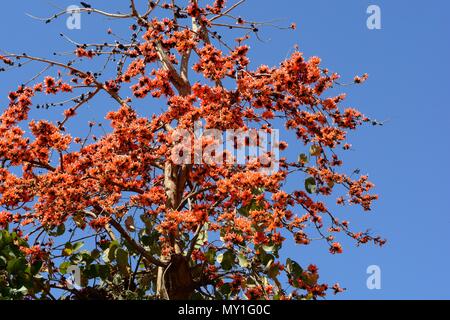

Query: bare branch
[209,0,246,22]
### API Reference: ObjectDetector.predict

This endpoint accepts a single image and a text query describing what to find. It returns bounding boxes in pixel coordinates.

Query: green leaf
[309,145,321,156]
[84,264,99,279]
[305,177,317,194]
[286,258,303,279]
[78,251,95,265]
[302,273,319,287]
[262,244,279,258]
[59,261,72,274]
[10,286,28,297]
[115,248,128,265]
[0,256,7,268]
[219,283,231,297]
[72,242,84,253]
[258,249,274,268]
[262,245,275,253]
[115,248,129,276]
[140,235,152,246]
[191,292,206,300]
[98,240,110,251]
[298,153,309,164]
[237,254,249,268]
[252,187,265,195]
[205,248,216,265]
[30,260,43,275]
[104,241,119,262]
[90,249,101,260]
[238,206,250,217]
[6,257,27,274]
[62,241,84,257]
[217,250,235,271]
[49,224,65,237]
[62,243,73,257]
[101,249,109,263]
[97,265,110,281]
[73,214,86,229]
[194,224,208,250]
[70,253,83,264]
[222,251,235,271]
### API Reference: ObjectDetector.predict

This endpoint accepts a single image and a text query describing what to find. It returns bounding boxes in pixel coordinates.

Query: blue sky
[1,0,450,299]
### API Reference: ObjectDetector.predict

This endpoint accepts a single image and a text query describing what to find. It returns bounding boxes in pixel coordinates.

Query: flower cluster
[0,0,384,300]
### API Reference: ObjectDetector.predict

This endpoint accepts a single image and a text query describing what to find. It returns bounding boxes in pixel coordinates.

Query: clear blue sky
[1,0,449,299]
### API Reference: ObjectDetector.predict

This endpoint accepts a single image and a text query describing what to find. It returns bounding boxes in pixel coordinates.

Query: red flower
[332,283,345,294]
[329,242,343,254]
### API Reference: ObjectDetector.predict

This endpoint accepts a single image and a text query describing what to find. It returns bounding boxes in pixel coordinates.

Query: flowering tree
[0,0,384,300]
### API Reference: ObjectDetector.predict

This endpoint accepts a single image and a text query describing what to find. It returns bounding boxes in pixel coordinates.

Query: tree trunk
[157,254,195,300]
[157,162,193,299]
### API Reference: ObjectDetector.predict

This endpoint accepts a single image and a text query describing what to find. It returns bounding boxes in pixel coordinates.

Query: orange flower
[329,242,343,254]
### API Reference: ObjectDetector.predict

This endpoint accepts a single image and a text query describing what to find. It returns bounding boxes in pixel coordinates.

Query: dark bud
[80,2,91,8]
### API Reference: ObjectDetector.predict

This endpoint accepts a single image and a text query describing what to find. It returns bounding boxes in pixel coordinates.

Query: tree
[0,0,385,300]
[0,230,45,299]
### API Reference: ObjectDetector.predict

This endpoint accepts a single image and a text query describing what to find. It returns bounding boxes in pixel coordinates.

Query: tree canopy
[0,0,384,300]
